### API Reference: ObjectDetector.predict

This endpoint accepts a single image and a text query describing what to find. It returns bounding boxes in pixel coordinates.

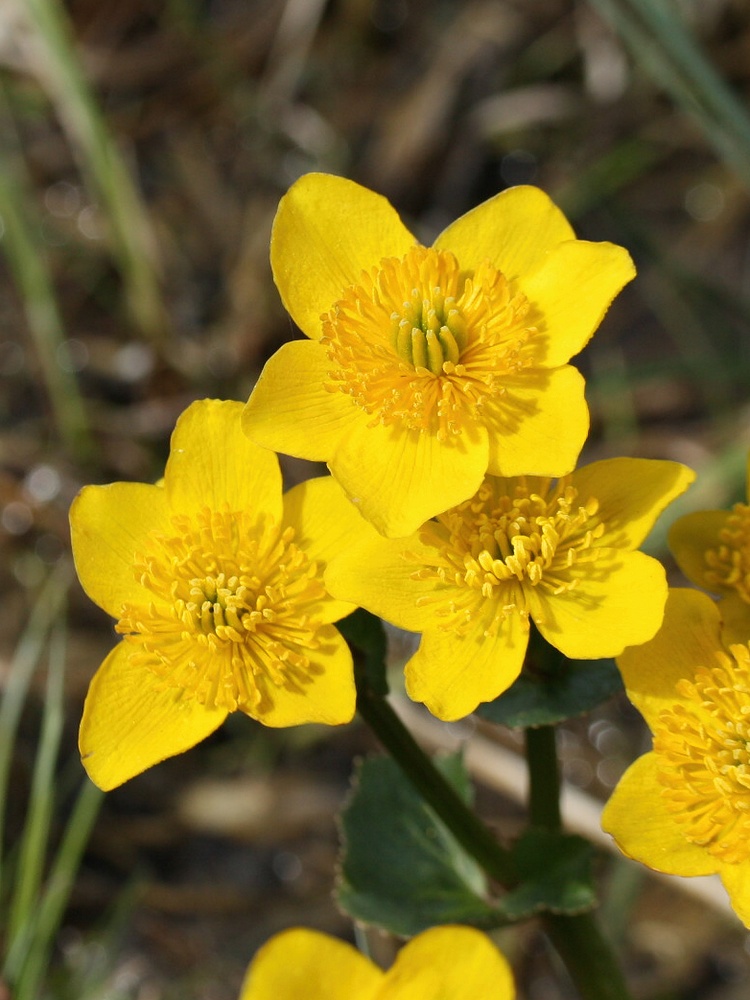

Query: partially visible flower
[670,454,750,643]
[325,458,693,720]
[602,588,750,927]
[70,399,358,791]
[239,925,515,1000]
[243,173,635,538]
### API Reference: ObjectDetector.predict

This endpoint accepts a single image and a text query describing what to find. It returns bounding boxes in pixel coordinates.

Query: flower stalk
[354,664,518,887]
[355,651,634,1000]
[522,698,633,1000]
[525,725,562,831]
[543,913,633,1000]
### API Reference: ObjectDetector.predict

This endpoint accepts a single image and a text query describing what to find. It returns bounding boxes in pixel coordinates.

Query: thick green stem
[355,683,518,887]
[545,912,633,1000]
[523,698,632,1000]
[526,725,562,830]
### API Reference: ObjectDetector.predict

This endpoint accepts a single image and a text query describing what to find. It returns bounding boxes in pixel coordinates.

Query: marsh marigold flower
[239,925,515,1000]
[325,457,693,720]
[242,173,635,538]
[70,399,357,791]
[602,588,750,927]
[670,452,750,644]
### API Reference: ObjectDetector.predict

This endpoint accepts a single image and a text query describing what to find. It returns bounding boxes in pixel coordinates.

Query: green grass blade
[18,0,168,344]
[0,565,71,903]
[5,617,67,978]
[588,0,750,188]
[553,137,668,220]
[14,779,104,1000]
[0,103,92,457]
[631,0,750,143]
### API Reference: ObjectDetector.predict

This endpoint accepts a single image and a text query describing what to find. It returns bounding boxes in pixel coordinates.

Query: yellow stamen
[654,644,750,863]
[116,509,326,714]
[704,502,750,604]
[321,245,536,440]
[410,476,604,637]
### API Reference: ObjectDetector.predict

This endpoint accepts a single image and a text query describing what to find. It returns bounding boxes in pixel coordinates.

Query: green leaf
[338,756,597,933]
[337,608,389,698]
[478,658,623,728]
[338,754,504,935]
[500,830,596,920]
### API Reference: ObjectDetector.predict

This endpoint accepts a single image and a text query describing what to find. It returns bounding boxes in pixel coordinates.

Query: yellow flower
[669,454,750,643]
[243,173,635,538]
[325,457,694,720]
[602,588,750,927]
[238,925,515,1000]
[70,399,357,791]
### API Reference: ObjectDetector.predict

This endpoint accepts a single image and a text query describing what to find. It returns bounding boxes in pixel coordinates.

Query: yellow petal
[282,477,363,623]
[483,366,588,478]
[239,928,382,1000]
[243,341,355,461]
[252,624,356,727]
[283,475,370,568]
[379,926,515,1000]
[165,398,282,520]
[405,613,529,721]
[271,173,416,340]
[617,588,724,732]
[669,509,728,591]
[717,864,750,929]
[602,754,717,877]
[434,185,575,283]
[330,417,488,538]
[70,482,171,618]
[572,458,695,550]
[534,550,667,659]
[717,592,750,646]
[79,643,227,791]
[325,532,444,633]
[521,240,635,367]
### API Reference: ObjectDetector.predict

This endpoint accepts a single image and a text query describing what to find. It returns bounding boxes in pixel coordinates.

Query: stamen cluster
[655,647,750,864]
[412,477,603,635]
[321,246,534,441]
[705,502,750,604]
[116,508,325,713]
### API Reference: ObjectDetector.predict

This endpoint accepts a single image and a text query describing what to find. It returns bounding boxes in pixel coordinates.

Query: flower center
[321,245,536,440]
[116,508,326,714]
[390,281,468,373]
[704,502,750,604]
[410,476,603,635]
[654,644,750,863]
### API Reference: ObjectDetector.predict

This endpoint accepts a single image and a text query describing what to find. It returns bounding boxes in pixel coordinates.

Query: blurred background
[3,0,750,997]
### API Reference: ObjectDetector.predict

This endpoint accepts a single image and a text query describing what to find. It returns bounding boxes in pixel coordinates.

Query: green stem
[355,654,634,1000]
[525,726,561,830]
[355,678,518,887]
[522,689,633,1000]
[544,912,632,1000]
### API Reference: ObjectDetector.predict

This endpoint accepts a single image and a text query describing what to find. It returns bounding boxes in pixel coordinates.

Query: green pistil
[391,287,468,374]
